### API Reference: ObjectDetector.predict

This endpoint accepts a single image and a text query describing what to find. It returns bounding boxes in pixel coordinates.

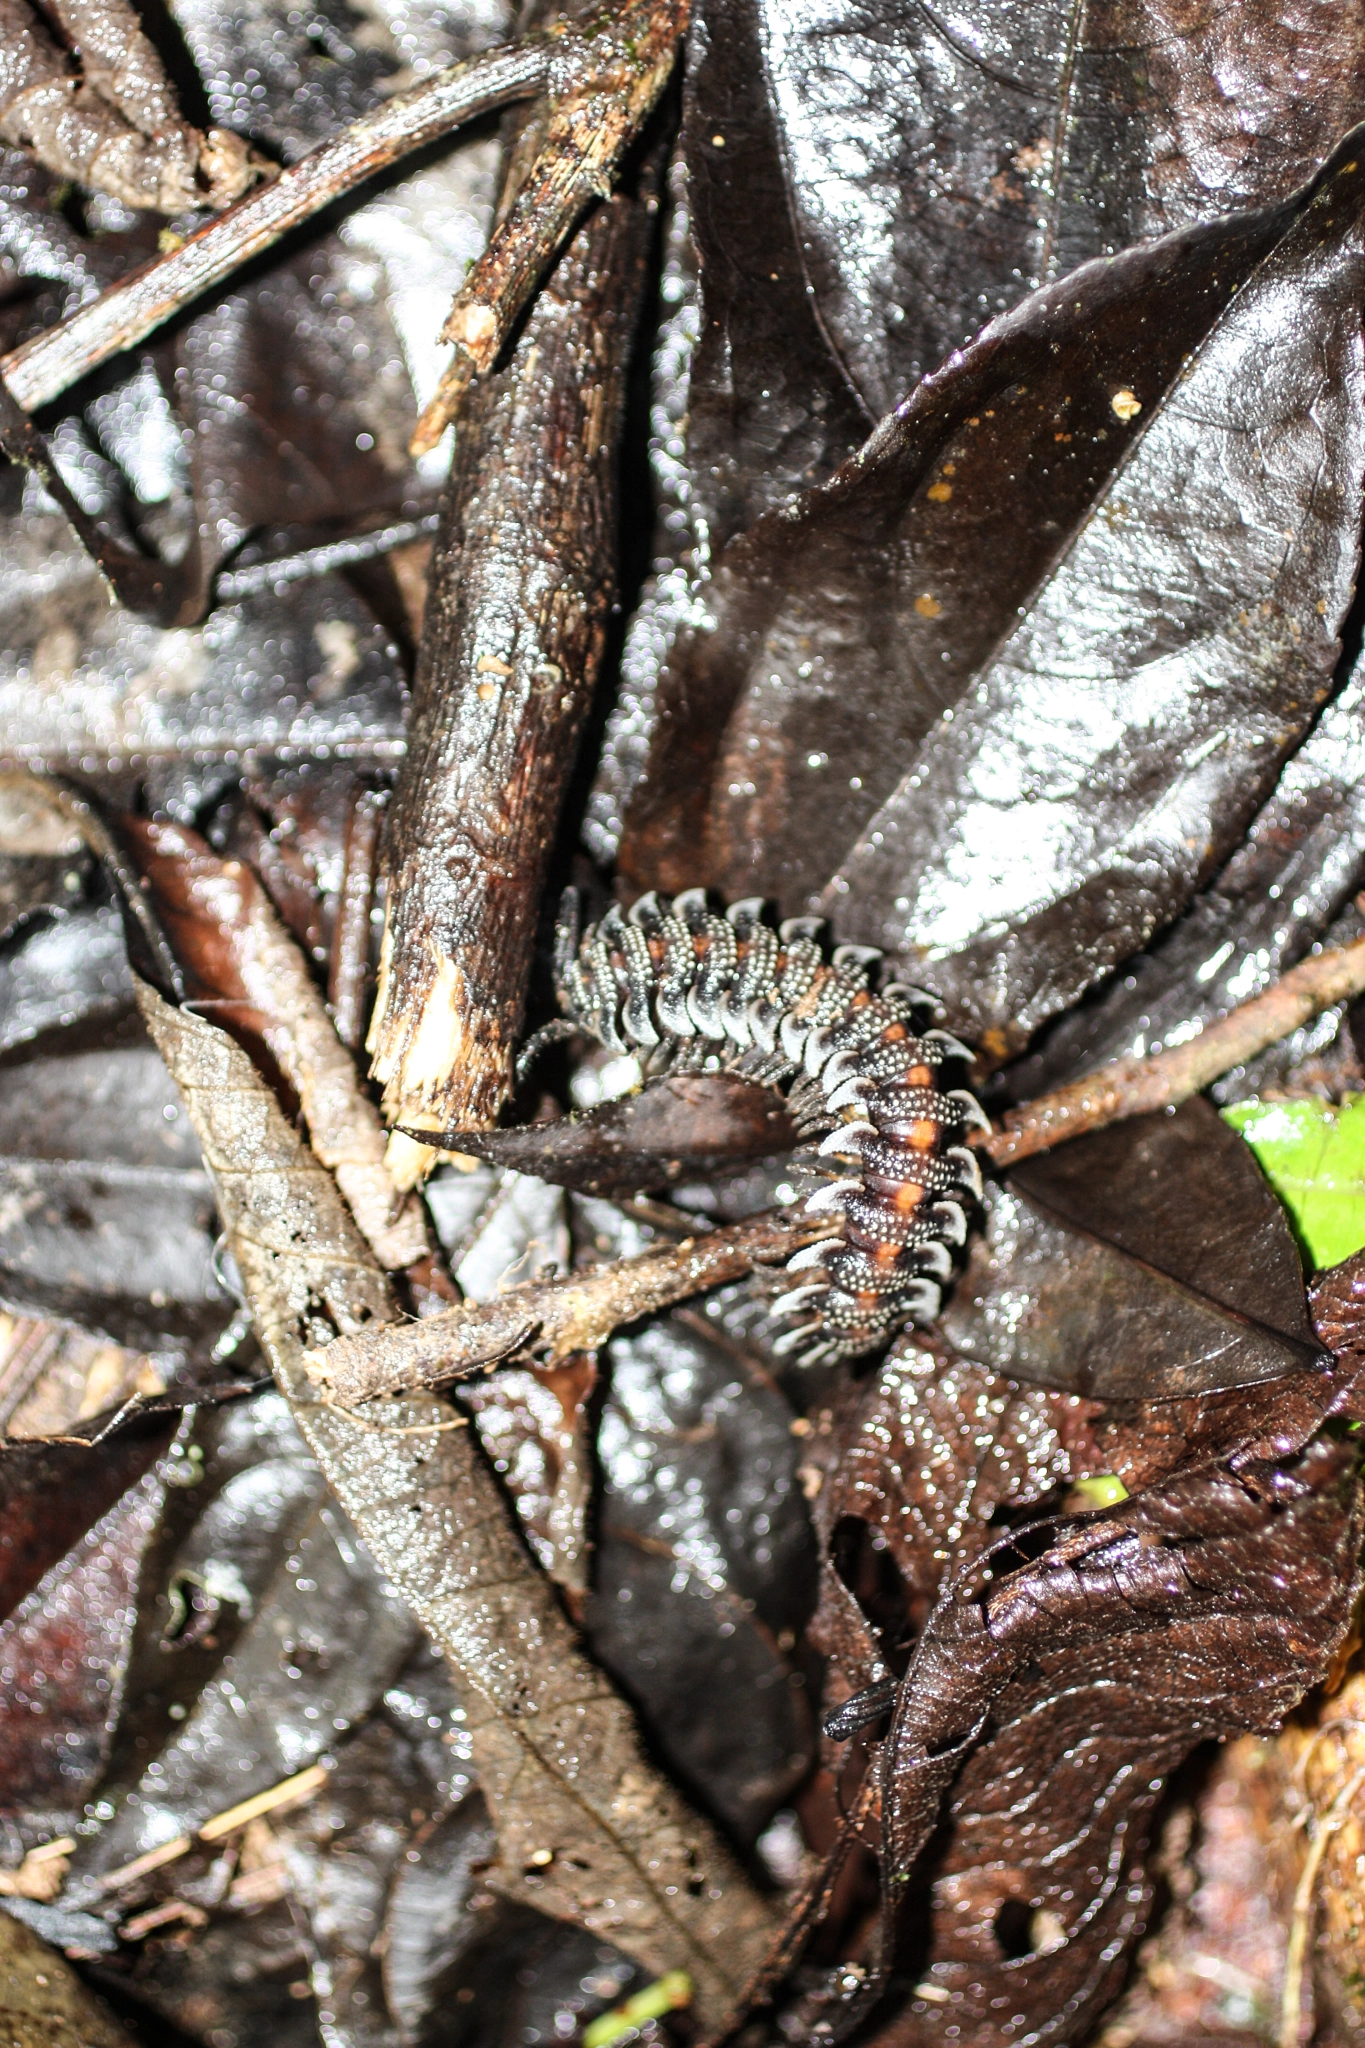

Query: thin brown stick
[986,932,1365,1168]
[0,39,550,415]
[306,1208,826,1406]
[411,0,689,453]
[329,786,384,1052]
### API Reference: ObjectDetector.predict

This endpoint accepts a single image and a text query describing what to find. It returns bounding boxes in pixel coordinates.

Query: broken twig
[370,51,668,1182]
[411,0,689,452]
[987,931,1365,1167]
[307,1208,826,1406]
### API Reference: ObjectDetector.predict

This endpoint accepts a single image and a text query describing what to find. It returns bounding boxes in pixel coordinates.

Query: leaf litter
[3,2,1365,2046]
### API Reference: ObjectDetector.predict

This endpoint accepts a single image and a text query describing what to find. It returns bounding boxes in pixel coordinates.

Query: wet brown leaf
[680,0,1365,545]
[780,1248,1365,2041]
[944,1099,1326,1398]
[134,984,779,2027]
[121,814,430,1270]
[857,1439,1364,2048]
[0,1454,166,1819]
[1005,644,1365,1101]
[617,189,1270,909]
[0,1420,173,1622]
[803,1340,1087,1719]
[451,1074,797,1195]
[823,134,1365,1053]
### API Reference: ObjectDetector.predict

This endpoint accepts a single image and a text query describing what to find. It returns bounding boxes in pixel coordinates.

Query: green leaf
[1222,1094,1365,1271]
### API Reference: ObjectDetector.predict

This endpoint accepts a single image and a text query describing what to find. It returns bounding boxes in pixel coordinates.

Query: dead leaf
[133,982,779,2028]
[855,1440,1363,2047]
[943,1100,1326,1398]
[825,135,1365,1053]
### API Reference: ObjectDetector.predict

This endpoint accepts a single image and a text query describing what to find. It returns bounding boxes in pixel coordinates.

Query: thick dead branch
[307,1207,828,1404]
[122,816,431,1272]
[987,931,1365,1167]
[0,38,551,413]
[369,93,666,1185]
[134,984,779,2024]
[411,0,689,452]
[0,0,260,213]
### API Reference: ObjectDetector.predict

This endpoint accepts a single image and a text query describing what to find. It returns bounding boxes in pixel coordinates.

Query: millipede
[526,888,987,1365]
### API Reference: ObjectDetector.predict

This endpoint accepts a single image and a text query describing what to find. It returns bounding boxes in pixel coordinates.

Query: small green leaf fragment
[1222,1093,1365,1270]
[1070,1474,1129,1508]
[583,1972,693,2048]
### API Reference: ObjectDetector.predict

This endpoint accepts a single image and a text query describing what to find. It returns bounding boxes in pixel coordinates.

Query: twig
[94,1763,332,1893]
[306,1208,827,1406]
[987,932,1365,1167]
[329,786,385,1052]
[369,53,668,1182]
[1278,1758,1365,2048]
[0,39,552,414]
[411,0,689,453]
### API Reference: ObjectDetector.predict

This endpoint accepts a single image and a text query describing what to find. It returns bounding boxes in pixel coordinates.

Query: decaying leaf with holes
[836,1443,1363,2047]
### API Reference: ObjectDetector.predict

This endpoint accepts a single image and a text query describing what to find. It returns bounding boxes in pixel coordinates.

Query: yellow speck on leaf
[914,593,942,617]
[1070,1474,1129,1509]
[927,481,953,502]
[1111,388,1142,421]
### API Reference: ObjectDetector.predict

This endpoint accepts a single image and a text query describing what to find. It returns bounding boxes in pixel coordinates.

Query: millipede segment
[544,889,987,1364]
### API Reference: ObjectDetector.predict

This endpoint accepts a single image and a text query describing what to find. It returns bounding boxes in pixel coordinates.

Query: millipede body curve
[537,888,986,1364]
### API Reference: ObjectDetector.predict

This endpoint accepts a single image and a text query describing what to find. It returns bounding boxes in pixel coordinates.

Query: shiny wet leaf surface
[6,0,1365,2043]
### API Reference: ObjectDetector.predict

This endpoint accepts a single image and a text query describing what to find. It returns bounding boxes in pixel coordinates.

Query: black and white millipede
[523,888,987,1365]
